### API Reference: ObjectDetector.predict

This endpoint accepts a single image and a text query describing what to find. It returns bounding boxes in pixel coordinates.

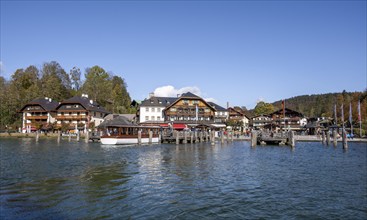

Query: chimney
[149,92,154,98]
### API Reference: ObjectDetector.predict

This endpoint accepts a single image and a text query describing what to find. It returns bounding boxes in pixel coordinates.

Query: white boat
[99,116,160,145]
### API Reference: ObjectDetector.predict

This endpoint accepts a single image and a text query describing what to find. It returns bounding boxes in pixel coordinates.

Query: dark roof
[180,92,200,98]
[140,96,178,107]
[270,108,304,117]
[98,116,135,128]
[19,98,59,112]
[57,96,110,114]
[208,102,227,111]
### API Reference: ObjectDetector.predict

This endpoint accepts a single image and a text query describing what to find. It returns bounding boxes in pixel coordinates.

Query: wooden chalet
[269,108,305,131]
[251,114,272,130]
[19,97,59,133]
[55,94,110,130]
[163,92,216,125]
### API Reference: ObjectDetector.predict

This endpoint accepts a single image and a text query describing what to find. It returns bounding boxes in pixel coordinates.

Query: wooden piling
[76,131,80,142]
[68,133,72,142]
[333,129,337,147]
[149,130,153,144]
[57,130,61,143]
[199,131,203,142]
[322,131,326,145]
[326,131,330,146]
[190,131,194,144]
[138,130,142,145]
[221,131,224,144]
[226,131,229,142]
[231,132,234,142]
[36,131,39,142]
[342,128,348,149]
[183,131,187,144]
[175,131,179,145]
[211,130,215,146]
[85,131,89,143]
[251,131,257,147]
[287,131,295,148]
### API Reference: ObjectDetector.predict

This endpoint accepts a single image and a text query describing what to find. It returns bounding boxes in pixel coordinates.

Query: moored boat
[98,116,160,145]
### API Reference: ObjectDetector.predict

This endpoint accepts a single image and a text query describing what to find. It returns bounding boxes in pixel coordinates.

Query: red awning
[172,123,187,130]
[159,123,187,130]
[159,123,169,128]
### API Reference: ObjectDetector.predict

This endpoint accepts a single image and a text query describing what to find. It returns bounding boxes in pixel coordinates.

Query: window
[145,116,149,121]
[146,108,149,112]
[66,105,71,109]
[151,116,155,121]
[157,116,161,121]
[157,108,161,112]
[151,108,155,112]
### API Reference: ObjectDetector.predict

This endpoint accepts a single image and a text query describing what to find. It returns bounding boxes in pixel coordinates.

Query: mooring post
[251,131,257,147]
[221,130,224,144]
[57,130,61,143]
[326,131,330,146]
[322,131,326,145]
[342,128,348,149]
[288,131,295,148]
[211,130,215,146]
[333,129,337,147]
[175,130,179,145]
[149,130,153,144]
[190,131,194,144]
[183,131,187,144]
[138,130,142,145]
[76,131,80,142]
[231,132,234,142]
[85,131,89,143]
[68,132,72,142]
[199,131,203,143]
[36,130,39,142]
[195,131,198,143]
[226,131,229,142]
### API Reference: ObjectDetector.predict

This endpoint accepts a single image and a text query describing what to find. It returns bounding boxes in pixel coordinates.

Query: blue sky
[1,1,366,109]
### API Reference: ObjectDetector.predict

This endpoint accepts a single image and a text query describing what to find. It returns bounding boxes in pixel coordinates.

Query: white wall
[140,106,164,123]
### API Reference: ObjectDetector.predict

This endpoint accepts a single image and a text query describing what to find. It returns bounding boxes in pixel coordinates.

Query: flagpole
[358,100,362,138]
[349,102,353,137]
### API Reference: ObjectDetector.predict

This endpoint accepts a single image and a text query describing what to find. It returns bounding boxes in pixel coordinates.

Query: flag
[341,104,344,123]
[334,104,337,124]
[349,102,352,124]
[358,100,361,122]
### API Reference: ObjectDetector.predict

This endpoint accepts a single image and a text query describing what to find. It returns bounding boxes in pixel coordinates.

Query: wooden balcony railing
[25,116,48,120]
[55,115,87,120]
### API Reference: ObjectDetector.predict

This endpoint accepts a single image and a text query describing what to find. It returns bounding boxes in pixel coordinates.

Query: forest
[0,61,133,129]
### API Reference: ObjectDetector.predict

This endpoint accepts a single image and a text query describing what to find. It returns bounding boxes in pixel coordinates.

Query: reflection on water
[0,138,366,219]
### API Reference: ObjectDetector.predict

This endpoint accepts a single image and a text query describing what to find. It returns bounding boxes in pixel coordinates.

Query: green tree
[41,61,71,100]
[254,101,274,115]
[81,66,111,107]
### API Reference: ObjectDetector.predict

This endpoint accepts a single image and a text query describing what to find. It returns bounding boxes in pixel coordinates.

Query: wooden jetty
[161,130,212,144]
[251,131,295,147]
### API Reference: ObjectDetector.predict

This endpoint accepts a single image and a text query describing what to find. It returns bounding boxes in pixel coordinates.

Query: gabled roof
[98,116,135,128]
[270,108,303,117]
[180,92,200,98]
[57,96,110,114]
[19,98,59,112]
[208,102,227,111]
[140,96,178,107]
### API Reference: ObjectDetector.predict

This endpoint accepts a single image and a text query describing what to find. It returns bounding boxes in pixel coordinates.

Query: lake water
[0,138,366,219]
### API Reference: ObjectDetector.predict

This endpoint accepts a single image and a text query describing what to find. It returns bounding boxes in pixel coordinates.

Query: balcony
[55,115,87,120]
[25,116,48,120]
